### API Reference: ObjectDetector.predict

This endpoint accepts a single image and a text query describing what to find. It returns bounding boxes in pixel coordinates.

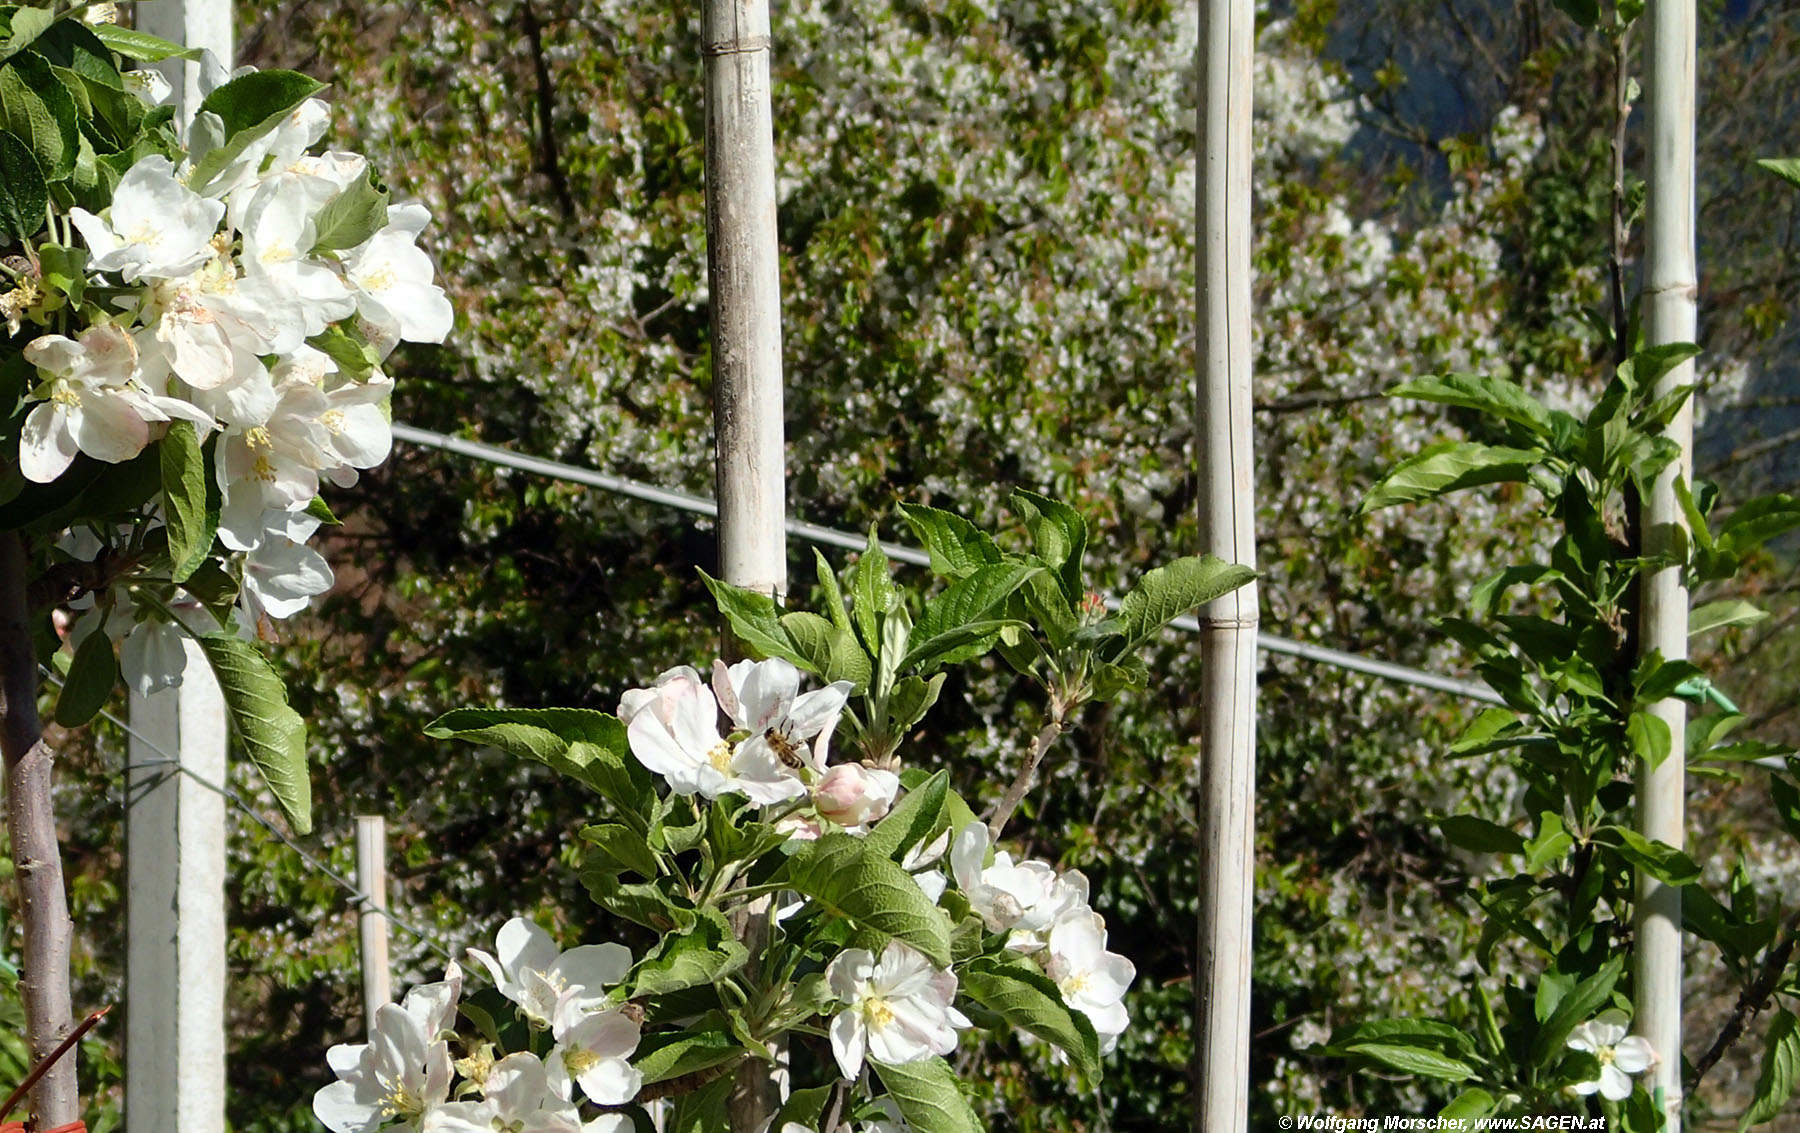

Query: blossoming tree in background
[313,505,1250,1130]
[0,5,446,1120]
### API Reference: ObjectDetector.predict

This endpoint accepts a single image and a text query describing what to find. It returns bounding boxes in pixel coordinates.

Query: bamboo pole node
[701,35,771,56]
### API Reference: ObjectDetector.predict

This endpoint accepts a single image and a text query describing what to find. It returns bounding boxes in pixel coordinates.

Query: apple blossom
[420,1052,585,1133]
[313,999,453,1133]
[343,205,455,345]
[544,995,642,1105]
[814,762,901,828]
[466,917,632,1028]
[617,664,708,726]
[1044,913,1135,1054]
[239,513,336,625]
[1567,1010,1656,1101]
[950,820,1057,934]
[70,156,223,282]
[712,656,854,776]
[626,674,808,804]
[826,940,971,1080]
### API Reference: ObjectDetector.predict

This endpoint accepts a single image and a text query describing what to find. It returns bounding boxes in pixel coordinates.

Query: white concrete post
[355,816,392,1026]
[126,641,228,1133]
[124,5,234,1132]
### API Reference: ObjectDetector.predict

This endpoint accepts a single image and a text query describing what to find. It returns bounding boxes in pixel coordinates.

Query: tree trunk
[1191,0,1258,1129]
[0,532,78,1125]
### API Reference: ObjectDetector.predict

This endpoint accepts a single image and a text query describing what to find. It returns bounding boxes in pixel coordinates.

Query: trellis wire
[390,422,1506,706]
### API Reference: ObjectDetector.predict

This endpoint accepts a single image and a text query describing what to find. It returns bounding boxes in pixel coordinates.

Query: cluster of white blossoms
[314,918,639,1133]
[620,656,1135,1076]
[15,76,449,685]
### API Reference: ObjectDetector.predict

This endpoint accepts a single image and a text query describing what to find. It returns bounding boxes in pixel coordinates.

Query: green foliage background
[16,0,1800,1128]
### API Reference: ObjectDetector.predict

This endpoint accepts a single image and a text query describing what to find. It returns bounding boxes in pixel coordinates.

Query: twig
[0,1005,108,1122]
[1690,911,1800,1090]
[1608,25,1632,368]
[985,713,1066,840]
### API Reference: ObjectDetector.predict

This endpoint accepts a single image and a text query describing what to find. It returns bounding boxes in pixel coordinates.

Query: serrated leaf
[53,626,115,727]
[963,955,1101,1082]
[779,609,871,691]
[1530,955,1623,1067]
[188,69,326,190]
[863,770,948,862]
[1392,373,1555,437]
[1441,1087,1497,1121]
[872,1056,983,1133]
[634,1021,743,1085]
[1524,812,1573,872]
[1342,1042,1475,1080]
[579,823,659,880]
[898,503,1002,580]
[908,560,1039,667]
[1360,441,1540,512]
[0,52,77,181]
[1012,489,1087,601]
[1114,554,1256,655]
[0,8,54,65]
[886,672,945,734]
[309,171,390,253]
[1438,814,1525,855]
[1743,1009,1800,1129]
[850,529,896,656]
[198,633,311,834]
[423,707,650,823]
[786,833,951,966]
[629,908,748,997]
[88,24,202,61]
[1717,495,1800,558]
[160,421,213,582]
[698,569,809,668]
[1757,157,1800,191]
[1691,599,1767,636]
[0,101,44,242]
[1592,825,1700,885]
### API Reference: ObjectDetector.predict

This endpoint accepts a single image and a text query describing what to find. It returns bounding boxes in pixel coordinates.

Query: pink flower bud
[814,764,900,828]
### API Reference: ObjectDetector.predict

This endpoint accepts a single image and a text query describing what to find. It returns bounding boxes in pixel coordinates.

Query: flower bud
[813,764,900,828]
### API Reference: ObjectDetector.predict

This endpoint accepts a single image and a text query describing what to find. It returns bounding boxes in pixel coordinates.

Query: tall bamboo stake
[0,533,78,1126]
[355,816,392,1027]
[1637,0,1694,1124]
[701,1,787,1130]
[1192,0,1258,1128]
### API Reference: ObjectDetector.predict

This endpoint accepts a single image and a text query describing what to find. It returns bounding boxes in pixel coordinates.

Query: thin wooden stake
[355,816,392,1027]
[1192,0,1258,1129]
[701,2,787,1130]
[1637,0,1695,1124]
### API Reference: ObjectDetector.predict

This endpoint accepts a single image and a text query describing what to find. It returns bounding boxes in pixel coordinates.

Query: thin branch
[1690,911,1800,1090]
[520,0,576,222]
[1254,390,1388,415]
[1608,25,1632,368]
[986,713,1066,840]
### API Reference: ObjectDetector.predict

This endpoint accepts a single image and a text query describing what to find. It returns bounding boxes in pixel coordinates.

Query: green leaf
[1757,157,1800,190]
[308,171,390,253]
[1591,825,1700,885]
[668,1073,732,1133]
[963,955,1101,1082]
[1341,1042,1475,1081]
[1114,554,1256,655]
[1627,710,1673,769]
[698,569,809,669]
[885,672,945,734]
[188,69,326,189]
[198,633,311,834]
[159,421,214,583]
[863,769,948,862]
[1441,1088,1496,1121]
[1524,812,1573,873]
[53,626,116,727]
[35,241,84,304]
[773,1085,833,1133]
[871,1057,983,1133]
[1012,488,1087,601]
[629,908,748,997]
[785,833,952,966]
[1468,564,1562,616]
[1717,495,1800,558]
[1691,599,1767,636]
[0,7,55,66]
[0,52,78,181]
[1360,441,1540,512]
[423,708,650,821]
[1437,815,1524,855]
[88,24,203,61]
[33,20,118,88]
[308,324,380,381]
[1743,1009,1800,1129]
[898,502,1003,579]
[850,529,896,657]
[579,823,659,880]
[0,105,42,242]
[1391,373,1555,437]
[779,609,871,691]
[910,561,1039,657]
[304,495,341,525]
[634,1021,743,1085]
[813,547,852,633]
[1530,954,1623,1067]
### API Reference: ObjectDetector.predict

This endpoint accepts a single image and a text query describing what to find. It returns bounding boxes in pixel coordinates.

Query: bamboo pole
[700,1,787,1130]
[1636,0,1694,1124]
[0,533,78,1126]
[1192,0,1258,1128]
[355,816,392,1027]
